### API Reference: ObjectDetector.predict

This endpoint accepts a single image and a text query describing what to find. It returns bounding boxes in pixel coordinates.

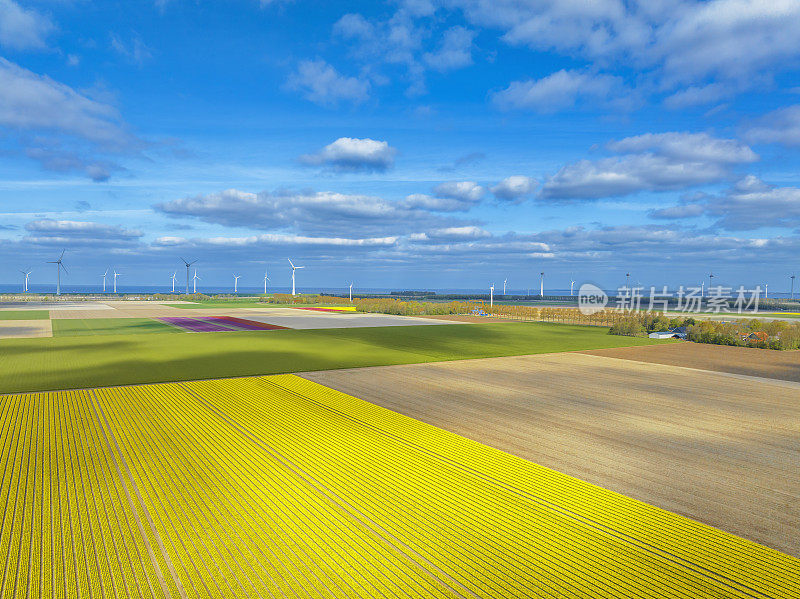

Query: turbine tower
[503,278,507,295]
[791,274,796,300]
[539,272,544,298]
[113,270,120,294]
[180,257,198,294]
[47,250,67,295]
[20,269,31,293]
[288,258,304,296]
[490,284,494,307]
[626,272,630,289]
[349,282,353,302]
[708,271,715,296]
[570,274,576,296]
[171,272,177,293]
[193,269,200,294]
[233,274,241,293]
[263,271,270,294]
[102,268,109,292]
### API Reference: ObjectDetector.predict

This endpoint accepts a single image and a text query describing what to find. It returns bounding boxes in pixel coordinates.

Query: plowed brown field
[301,352,800,557]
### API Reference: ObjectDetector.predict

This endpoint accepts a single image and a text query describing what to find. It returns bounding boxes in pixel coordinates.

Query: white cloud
[541,131,757,200]
[0,58,136,150]
[401,181,486,212]
[423,26,475,71]
[110,33,153,66]
[540,154,727,200]
[433,180,485,202]
[490,175,537,201]
[0,58,141,180]
[707,176,800,230]
[648,204,706,219]
[0,0,54,50]
[745,105,800,146]
[156,188,466,235]
[23,219,142,247]
[286,60,370,106]
[154,233,396,249]
[493,69,629,112]
[453,0,800,107]
[607,132,757,165]
[300,137,397,172]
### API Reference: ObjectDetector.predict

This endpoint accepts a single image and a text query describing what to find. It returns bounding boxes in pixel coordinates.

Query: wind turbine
[570,274,576,296]
[765,283,768,300]
[791,274,796,300]
[349,282,353,302]
[233,274,241,293]
[490,284,494,307]
[708,271,715,296]
[20,269,31,293]
[102,268,109,292]
[539,272,544,298]
[288,258,304,296]
[192,269,200,294]
[47,250,67,295]
[170,271,177,293]
[503,278,507,295]
[113,270,120,294]
[180,257,198,294]
[263,270,270,294]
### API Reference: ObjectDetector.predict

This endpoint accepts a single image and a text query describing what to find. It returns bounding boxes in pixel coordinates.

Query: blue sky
[2,0,800,292]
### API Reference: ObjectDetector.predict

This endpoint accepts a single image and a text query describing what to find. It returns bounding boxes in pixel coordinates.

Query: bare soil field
[0,319,52,338]
[302,352,800,557]
[582,341,800,383]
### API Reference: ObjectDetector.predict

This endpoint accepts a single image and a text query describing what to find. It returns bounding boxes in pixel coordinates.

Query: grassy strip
[165,301,277,309]
[0,322,671,394]
[0,310,50,320]
[52,318,185,337]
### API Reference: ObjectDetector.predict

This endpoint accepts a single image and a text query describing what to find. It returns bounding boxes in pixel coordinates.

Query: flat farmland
[1,375,796,597]
[52,317,184,336]
[0,322,670,394]
[583,342,800,383]
[302,352,800,557]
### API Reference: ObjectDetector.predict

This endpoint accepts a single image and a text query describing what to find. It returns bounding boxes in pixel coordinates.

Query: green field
[52,317,184,337]
[0,310,49,320]
[0,322,672,393]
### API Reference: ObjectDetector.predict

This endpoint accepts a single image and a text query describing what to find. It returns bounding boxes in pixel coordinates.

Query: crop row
[0,376,798,598]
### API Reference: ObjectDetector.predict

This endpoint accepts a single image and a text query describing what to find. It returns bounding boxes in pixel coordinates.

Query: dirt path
[301,352,800,557]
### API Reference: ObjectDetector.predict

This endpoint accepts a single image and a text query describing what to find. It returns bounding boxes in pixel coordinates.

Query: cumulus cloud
[156,188,466,235]
[541,154,727,200]
[493,69,630,113]
[490,175,537,201]
[286,59,370,106]
[706,176,800,231]
[541,132,757,200]
[433,180,485,202]
[445,0,800,109]
[299,137,397,172]
[745,105,800,146]
[645,175,800,231]
[607,132,758,165]
[0,0,54,50]
[410,226,491,242]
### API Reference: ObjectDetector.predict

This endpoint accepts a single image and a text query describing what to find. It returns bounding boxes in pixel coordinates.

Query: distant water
[0,284,795,300]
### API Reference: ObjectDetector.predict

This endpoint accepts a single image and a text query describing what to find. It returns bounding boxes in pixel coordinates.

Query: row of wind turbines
[21,250,800,301]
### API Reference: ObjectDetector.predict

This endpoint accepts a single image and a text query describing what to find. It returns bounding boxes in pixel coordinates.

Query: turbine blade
[60,264,68,274]
[59,249,65,260]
